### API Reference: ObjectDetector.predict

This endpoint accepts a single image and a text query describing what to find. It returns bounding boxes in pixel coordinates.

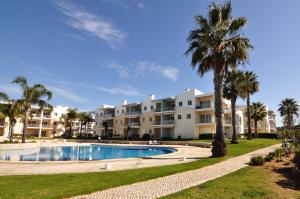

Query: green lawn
[0,139,279,199]
[162,166,299,199]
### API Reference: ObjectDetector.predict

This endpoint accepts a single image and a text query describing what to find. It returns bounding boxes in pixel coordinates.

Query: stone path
[73,144,280,199]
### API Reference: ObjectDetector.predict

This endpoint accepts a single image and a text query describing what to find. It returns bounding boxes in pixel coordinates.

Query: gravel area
[73,144,280,199]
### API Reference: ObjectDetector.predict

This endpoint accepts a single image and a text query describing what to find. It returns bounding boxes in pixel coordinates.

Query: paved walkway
[73,144,281,199]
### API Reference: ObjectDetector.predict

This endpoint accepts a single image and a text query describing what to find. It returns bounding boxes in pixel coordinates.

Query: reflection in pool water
[0,145,176,161]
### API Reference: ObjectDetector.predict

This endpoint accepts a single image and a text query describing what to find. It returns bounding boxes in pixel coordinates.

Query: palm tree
[65,108,78,138]
[223,71,243,144]
[0,99,23,142]
[12,76,52,143]
[78,112,94,135]
[239,71,259,140]
[250,102,267,138]
[185,1,252,157]
[278,98,299,129]
[0,92,9,101]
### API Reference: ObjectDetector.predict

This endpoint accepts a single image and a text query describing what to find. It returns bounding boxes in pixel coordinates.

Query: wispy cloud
[0,84,21,98]
[55,1,127,48]
[107,61,180,81]
[49,86,91,103]
[137,2,145,10]
[96,85,142,96]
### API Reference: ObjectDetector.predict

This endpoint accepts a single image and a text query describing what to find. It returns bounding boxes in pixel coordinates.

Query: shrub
[274,148,284,161]
[251,133,278,139]
[142,134,151,140]
[199,133,213,140]
[250,156,265,166]
[264,154,273,162]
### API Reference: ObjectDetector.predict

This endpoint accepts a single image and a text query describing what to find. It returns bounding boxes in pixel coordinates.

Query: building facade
[0,105,96,140]
[94,88,277,139]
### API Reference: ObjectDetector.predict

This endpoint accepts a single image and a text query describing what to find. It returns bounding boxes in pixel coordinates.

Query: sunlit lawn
[0,139,279,199]
[162,166,294,199]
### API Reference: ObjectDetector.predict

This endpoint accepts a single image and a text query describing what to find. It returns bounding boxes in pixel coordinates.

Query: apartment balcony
[196,120,213,126]
[152,120,175,127]
[27,124,52,129]
[31,114,52,119]
[195,104,213,111]
[125,111,141,117]
[125,122,140,127]
[153,107,175,114]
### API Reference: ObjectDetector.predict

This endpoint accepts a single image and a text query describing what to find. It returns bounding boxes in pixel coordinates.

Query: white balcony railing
[154,107,175,112]
[153,120,175,125]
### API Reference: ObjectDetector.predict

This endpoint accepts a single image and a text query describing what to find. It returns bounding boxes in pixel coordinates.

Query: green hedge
[199,133,214,140]
[252,133,279,139]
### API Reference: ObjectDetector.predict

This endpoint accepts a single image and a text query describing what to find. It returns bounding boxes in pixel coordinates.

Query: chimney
[122,100,128,105]
[149,94,155,100]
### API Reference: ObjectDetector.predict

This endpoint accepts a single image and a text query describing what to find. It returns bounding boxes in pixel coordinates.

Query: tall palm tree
[223,71,243,144]
[239,71,259,140]
[12,76,52,143]
[185,1,252,157]
[65,108,78,138]
[278,98,299,129]
[78,112,94,135]
[250,102,267,137]
[0,99,23,142]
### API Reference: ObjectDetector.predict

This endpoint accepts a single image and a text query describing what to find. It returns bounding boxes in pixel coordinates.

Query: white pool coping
[0,142,211,175]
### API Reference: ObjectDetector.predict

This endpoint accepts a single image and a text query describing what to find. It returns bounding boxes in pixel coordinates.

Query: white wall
[174,89,203,139]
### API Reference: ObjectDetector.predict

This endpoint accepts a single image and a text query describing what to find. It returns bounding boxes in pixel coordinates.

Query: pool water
[0,145,176,161]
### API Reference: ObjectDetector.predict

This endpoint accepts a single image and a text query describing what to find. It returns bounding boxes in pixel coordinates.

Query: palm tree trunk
[22,110,29,143]
[212,68,227,157]
[231,97,238,144]
[254,120,258,138]
[8,121,13,143]
[246,94,252,140]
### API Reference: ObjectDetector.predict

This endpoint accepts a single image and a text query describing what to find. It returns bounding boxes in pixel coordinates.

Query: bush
[142,134,151,140]
[250,156,265,166]
[251,133,278,139]
[199,133,213,140]
[264,154,274,162]
[274,148,284,161]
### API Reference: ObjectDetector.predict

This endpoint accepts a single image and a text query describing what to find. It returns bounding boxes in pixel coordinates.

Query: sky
[0,0,300,126]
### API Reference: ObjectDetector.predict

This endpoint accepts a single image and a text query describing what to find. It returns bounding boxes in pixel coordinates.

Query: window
[117,110,119,114]
[149,117,153,122]
[54,112,58,116]
[187,114,191,119]
[144,106,147,111]
[96,113,98,117]
[100,113,103,116]
[143,118,145,122]
[122,110,125,114]
[178,101,182,106]
[53,122,57,125]
[188,100,192,105]
[178,115,182,120]
[115,120,118,124]
[200,114,212,123]
[151,105,154,110]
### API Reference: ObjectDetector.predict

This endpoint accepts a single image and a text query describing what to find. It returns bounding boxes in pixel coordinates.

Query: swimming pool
[0,145,176,161]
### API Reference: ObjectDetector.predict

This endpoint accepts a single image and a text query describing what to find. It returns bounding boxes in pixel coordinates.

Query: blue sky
[0,0,300,126]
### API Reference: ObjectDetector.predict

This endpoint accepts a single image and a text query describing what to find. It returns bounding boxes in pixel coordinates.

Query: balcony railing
[125,111,141,115]
[153,120,175,125]
[125,122,140,126]
[27,124,52,128]
[195,104,211,109]
[198,120,212,124]
[224,119,232,124]
[31,114,52,118]
[0,122,5,127]
[154,107,175,112]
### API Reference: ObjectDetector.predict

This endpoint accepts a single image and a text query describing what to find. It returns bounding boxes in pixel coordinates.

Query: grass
[0,139,279,199]
[162,166,296,199]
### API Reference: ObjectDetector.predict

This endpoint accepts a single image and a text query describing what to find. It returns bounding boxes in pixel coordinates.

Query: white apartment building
[0,105,93,139]
[94,88,276,139]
